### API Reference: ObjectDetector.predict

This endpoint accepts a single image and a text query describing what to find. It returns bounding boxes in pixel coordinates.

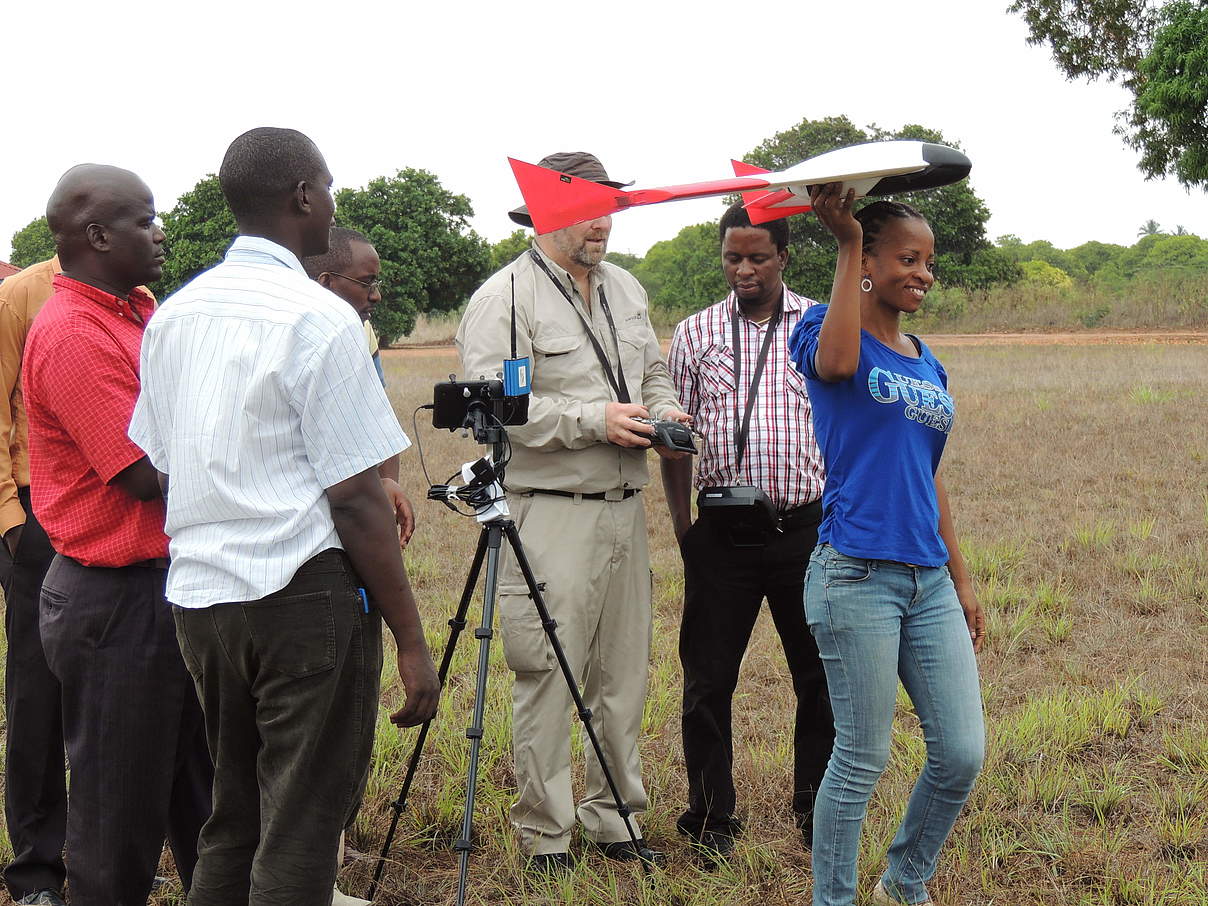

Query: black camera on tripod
[432,377,529,433]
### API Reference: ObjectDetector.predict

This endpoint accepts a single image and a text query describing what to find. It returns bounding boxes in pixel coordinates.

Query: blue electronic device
[503,274,532,397]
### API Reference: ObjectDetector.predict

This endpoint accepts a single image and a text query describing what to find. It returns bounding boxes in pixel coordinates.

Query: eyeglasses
[322,272,384,294]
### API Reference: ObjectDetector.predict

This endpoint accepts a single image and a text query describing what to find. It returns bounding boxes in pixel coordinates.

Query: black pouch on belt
[697,486,779,548]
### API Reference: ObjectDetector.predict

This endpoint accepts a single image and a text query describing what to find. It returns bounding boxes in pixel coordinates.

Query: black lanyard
[529,250,630,403]
[731,298,782,469]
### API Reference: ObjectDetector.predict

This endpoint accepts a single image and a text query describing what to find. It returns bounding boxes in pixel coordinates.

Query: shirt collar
[225,235,308,276]
[51,274,155,322]
[726,285,803,319]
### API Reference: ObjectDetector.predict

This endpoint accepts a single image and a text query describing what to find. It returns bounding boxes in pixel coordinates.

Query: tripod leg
[455,522,505,906]
[501,521,652,872]
[367,529,489,900]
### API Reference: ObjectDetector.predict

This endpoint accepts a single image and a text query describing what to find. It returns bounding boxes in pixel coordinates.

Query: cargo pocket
[498,583,555,673]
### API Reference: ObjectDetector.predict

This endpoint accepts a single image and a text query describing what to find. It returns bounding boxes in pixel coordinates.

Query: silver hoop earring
[860,277,873,293]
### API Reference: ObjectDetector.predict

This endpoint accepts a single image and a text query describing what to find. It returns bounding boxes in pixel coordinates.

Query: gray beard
[571,244,606,269]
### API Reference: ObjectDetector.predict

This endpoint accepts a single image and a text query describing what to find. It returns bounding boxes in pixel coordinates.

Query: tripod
[367,413,649,904]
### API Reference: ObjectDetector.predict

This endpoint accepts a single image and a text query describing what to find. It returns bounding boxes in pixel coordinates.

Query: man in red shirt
[20,164,212,906]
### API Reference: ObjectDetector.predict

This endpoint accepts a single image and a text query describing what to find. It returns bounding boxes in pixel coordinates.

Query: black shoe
[528,852,574,876]
[691,829,735,869]
[15,891,66,906]
[596,837,666,866]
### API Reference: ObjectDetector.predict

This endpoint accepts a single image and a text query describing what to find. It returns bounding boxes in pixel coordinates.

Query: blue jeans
[805,545,984,906]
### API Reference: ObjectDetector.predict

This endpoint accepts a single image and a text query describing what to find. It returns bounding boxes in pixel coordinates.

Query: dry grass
[2,341,1206,905]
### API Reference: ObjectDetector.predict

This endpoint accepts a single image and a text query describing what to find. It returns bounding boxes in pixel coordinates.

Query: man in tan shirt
[457,151,689,874]
[0,256,67,905]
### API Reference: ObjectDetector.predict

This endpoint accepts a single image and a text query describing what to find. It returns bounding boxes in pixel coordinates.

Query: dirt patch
[924,330,1208,347]
[383,330,1208,358]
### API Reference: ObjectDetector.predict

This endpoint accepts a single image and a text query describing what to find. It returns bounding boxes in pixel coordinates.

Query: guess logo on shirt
[867,367,954,434]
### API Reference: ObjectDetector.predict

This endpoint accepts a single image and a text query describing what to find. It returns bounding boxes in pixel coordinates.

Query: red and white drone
[508,140,972,235]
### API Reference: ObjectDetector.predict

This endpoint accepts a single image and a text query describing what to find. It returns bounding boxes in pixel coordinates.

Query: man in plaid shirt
[662,203,835,864]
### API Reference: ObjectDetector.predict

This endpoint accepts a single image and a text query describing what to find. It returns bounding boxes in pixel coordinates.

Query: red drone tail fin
[508,158,631,234]
[729,159,812,223]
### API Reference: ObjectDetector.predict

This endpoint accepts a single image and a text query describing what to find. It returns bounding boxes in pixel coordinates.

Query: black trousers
[676,510,835,838]
[173,550,383,906]
[39,554,213,906]
[0,487,66,899]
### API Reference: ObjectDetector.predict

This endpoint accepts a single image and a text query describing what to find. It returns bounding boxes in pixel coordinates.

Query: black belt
[529,488,640,501]
[778,499,823,532]
[64,555,170,570]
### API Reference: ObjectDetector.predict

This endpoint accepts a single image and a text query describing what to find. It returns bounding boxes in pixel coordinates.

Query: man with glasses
[304,227,386,385]
[303,228,414,550]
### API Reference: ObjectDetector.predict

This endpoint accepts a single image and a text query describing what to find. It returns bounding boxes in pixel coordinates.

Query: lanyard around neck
[731,297,782,469]
[529,250,631,404]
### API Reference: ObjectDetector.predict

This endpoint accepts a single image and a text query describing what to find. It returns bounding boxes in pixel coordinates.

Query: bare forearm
[815,238,864,381]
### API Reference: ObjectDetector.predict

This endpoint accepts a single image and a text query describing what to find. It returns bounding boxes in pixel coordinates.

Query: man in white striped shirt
[129,127,439,906]
[661,203,834,864]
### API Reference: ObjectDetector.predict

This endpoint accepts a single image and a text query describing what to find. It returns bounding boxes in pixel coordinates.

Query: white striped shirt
[129,236,410,608]
[667,287,825,511]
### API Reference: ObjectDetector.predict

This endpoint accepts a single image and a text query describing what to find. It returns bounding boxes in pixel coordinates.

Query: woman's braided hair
[854,200,928,254]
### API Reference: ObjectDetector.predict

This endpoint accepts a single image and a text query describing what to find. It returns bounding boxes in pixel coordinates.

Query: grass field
[2,340,1206,905]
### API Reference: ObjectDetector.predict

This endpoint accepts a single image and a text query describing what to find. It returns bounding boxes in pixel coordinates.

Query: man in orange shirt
[0,256,67,906]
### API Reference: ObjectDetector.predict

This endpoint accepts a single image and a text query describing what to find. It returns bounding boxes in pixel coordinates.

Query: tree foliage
[1007,0,1157,85]
[156,175,238,298]
[10,216,56,268]
[1009,0,1208,189]
[604,251,640,271]
[994,229,1208,288]
[631,223,728,312]
[489,229,532,272]
[1129,1,1208,187]
[336,169,490,344]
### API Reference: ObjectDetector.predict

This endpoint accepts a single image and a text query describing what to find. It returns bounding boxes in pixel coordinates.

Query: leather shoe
[16,891,66,906]
[528,852,574,876]
[595,837,666,866]
[690,829,735,868]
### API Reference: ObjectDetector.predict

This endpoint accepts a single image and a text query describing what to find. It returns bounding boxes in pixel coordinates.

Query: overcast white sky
[3,0,1205,264]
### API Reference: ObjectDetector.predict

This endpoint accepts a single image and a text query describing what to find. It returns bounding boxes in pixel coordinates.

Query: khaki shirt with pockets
[456,243,680,495]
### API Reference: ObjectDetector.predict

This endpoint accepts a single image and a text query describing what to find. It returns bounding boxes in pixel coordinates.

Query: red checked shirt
[22,275,168,566]
[667,287,825,511]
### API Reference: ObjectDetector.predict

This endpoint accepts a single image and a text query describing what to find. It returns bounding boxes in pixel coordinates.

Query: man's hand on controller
[606,402,657,447]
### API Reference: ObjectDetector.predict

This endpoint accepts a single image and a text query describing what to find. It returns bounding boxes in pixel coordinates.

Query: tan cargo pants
[497,491,652,855]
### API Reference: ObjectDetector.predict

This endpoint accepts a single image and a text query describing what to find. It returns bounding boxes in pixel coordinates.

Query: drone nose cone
[871,142,972,196]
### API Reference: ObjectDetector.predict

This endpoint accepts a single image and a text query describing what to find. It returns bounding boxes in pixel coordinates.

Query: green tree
[631,223,728,312]
[1137,218,1163,236]
[1068,240,1128,275]
[10,216,56,268]
[336,169,490,343]
[604,251,640,271]
[156,175,238,298]
[1130,2,1208,187]
[1021,258,1075,288]
[1010,0,1208,189]
[489,229,532,272]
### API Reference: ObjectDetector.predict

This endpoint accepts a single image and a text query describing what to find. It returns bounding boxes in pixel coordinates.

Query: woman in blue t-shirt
[787,185,985,906]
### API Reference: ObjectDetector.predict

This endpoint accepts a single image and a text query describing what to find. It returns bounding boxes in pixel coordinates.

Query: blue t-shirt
[788,304,954,566]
